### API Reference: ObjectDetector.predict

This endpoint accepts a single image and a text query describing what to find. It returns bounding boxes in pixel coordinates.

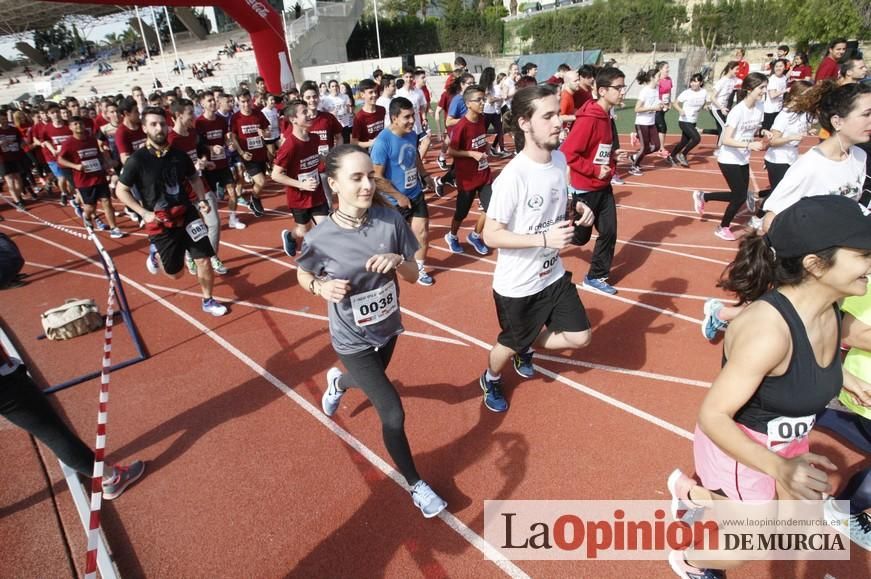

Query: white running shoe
[411,480,447,518]
[228,215,247,230]
[322,367,346,417]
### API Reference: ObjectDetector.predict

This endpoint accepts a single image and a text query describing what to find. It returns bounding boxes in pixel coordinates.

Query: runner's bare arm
[114,181,150,221]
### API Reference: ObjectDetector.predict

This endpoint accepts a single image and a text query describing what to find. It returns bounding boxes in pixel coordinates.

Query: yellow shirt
[841,283,871,419]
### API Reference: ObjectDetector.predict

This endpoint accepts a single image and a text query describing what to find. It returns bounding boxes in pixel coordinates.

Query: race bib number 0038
[766,414,815,451]
[350,281,398,327]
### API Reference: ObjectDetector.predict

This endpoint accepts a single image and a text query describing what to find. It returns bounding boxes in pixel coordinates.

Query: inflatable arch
[45,0,294,93]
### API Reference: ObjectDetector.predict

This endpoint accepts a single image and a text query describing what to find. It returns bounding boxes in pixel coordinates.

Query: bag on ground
[41,299,104,340]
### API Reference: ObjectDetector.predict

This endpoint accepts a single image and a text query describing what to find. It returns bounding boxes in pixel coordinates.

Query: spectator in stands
[294,3,302,19]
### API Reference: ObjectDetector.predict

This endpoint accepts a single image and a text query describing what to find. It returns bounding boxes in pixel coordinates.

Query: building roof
[0,2,124,35]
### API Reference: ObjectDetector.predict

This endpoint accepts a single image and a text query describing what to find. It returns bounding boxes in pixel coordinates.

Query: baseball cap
[767,195,871,258]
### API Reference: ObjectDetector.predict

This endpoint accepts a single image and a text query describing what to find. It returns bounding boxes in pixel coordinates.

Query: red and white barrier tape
[84,274,116,579]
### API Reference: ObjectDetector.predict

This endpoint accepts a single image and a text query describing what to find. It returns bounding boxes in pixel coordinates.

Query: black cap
[768,196,871,258]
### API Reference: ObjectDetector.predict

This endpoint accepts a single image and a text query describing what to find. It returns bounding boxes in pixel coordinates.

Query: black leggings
[654,110,668,135]
[342,126,352,145]
[711,108,727,139]
[0,366,95,475]
[670,121,701,158]
[634,124,660,165]
[702,163,750,228]
[483,112,504,150]
[335,336,420,485]
[756,160,791,217]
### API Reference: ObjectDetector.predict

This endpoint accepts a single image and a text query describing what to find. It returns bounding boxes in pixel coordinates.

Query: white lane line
[577,284,703,324]
[535,353,712,388]
[610,286,720,302]
[628,239,736,252]
[5,223,529,579]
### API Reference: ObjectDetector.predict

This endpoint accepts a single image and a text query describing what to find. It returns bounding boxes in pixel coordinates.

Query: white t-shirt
[763,74,788,114]
[376,95,393,124]
[634,85,659,126]
[501,78,516,110]
[763,109,811,165]
[396,87,426,134]
[321,93,353,127]
[765,146,868,214]
[262,106,280,140]
[484,82,503,115]
[488,151,569,298]
[713,77,738,110]
[676,88,709,123]
[716,101,764,165]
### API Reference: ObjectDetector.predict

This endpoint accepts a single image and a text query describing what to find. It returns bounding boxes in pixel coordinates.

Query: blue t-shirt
[448,94,467,119]
[370,127,422,201]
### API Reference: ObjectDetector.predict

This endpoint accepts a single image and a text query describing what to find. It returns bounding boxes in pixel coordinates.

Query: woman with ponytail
[668,195,871,579]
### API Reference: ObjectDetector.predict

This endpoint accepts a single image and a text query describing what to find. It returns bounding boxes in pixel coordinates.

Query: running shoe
[146,252,159,275]
[677,153,690,167]
[583,275,618,295]
[60,193,69,206]
[436,157,448,171]
[666,155,679,168]
[109,228,127,239]
[668,550,725,579]
[701,299,728,341]
[745,190,757,214]
[201,297,228,317]
[72,201,83,219]
[417,269,434,286]
[714,226,736,241]
[467,232,489,255]
[411,480,447,518]
[14,201,25,211]
[692,191,705,216]
[94,218,110,231]
[281,229,297,257]
[236,196,250,208]
[102,460,145,500]
[748,216,763,231]
[513,349,535,379]
[444,233,463,254]
[322,367,346,417]
[249,196,265,217]
[228,215,247,230]
[824,496,871,551]
[479,372,508,413]
[667,469,706,523]
[186,253,197,276]
[627,164,643,176]
[610,174,625,186]
[434,176,445,198]
[211,256,228,275]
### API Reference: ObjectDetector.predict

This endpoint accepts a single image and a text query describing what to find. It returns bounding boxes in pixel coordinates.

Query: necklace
[332,207,368,228]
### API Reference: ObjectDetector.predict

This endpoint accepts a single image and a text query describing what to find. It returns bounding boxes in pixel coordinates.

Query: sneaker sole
[701,300,719,340]
[512,359,534,379]
[470,244,488,256]
[666,469,685,520]
[418,499,447,519]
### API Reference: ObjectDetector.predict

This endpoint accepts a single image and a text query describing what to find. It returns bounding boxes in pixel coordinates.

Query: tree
[33,22,77,61]
[787,0,862,44]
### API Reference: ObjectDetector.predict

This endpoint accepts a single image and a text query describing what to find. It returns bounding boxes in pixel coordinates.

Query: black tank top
[731,290,843,434]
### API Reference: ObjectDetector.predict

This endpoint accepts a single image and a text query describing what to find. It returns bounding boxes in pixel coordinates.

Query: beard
[149,131,167,145]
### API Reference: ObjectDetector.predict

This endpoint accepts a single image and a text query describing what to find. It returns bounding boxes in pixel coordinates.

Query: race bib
[350,281,398,327]
[81,158,102,173]
[538,249,560,279]
[404,168,417,190]
[477,155,489,171]
[210,147,226,161]
[593,143,612,165]
[246,136,263,150]
[185,218,208,242]
[298,169,318,187]
[318,144,329,157]
[766,414,815,451]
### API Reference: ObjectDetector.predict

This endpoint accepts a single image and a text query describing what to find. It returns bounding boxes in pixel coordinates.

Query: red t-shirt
[38,123,73,162]
[788,64,813,85]
[230,111,269,162]
[115,122,146,158]
[546,75,563,86]
[168,129,206,200]
[58,135,105,189]
[274,132,325,209]
[95,114,108,130]
[816,57,839,82]
[0,126,23,162]
[194,115,229,170]
[306,111,342,172]
[80,117,97,138]
[451,116,491,192]
[351,106,386,143]
[421,85,431,111]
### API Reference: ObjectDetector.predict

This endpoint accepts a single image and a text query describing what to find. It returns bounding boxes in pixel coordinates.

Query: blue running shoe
[467,233,489,255]
[479,372,508,412]
[281,229,297,257]
[583,275,617,295]
[417,269,434,286]
[513,349,534,379]
[702,299,728,341]
[444,233,463,253]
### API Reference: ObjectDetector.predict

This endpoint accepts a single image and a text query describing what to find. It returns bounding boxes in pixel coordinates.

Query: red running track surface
[0,133,868,578]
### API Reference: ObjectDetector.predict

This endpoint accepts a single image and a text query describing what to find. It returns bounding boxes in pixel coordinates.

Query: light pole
[373,0,382,64]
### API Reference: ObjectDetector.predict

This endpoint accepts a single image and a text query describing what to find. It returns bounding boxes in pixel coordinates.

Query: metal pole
[134,7,157,86]
[373,0,383,63]
[163,6,182,81]
[149,6,171,84]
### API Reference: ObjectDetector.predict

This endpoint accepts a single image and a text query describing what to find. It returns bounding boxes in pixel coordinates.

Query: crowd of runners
[1,42,870,576]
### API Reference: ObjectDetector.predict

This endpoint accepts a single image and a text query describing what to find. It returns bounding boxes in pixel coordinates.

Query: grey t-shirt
[296,206,420,354]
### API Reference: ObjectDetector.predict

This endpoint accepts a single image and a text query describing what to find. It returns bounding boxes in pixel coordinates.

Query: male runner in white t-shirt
[478,85,595,413]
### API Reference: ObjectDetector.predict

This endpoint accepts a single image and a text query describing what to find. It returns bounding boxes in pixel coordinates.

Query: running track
[1,134,868,578]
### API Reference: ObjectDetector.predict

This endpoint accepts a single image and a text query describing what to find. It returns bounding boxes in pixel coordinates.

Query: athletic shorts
[264,137,279,146]
[493,271,590,353]
[242,159,267,177]
[150,206,215,275]
[291,202,329,225]
[202,167,235,191]
[455,183,492,221]
[693,423,809,501]
[0,160,22,177]
[47,161,72,180]
[228,151,242,166]
[79,183,110,205]
[399,193,428,221]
